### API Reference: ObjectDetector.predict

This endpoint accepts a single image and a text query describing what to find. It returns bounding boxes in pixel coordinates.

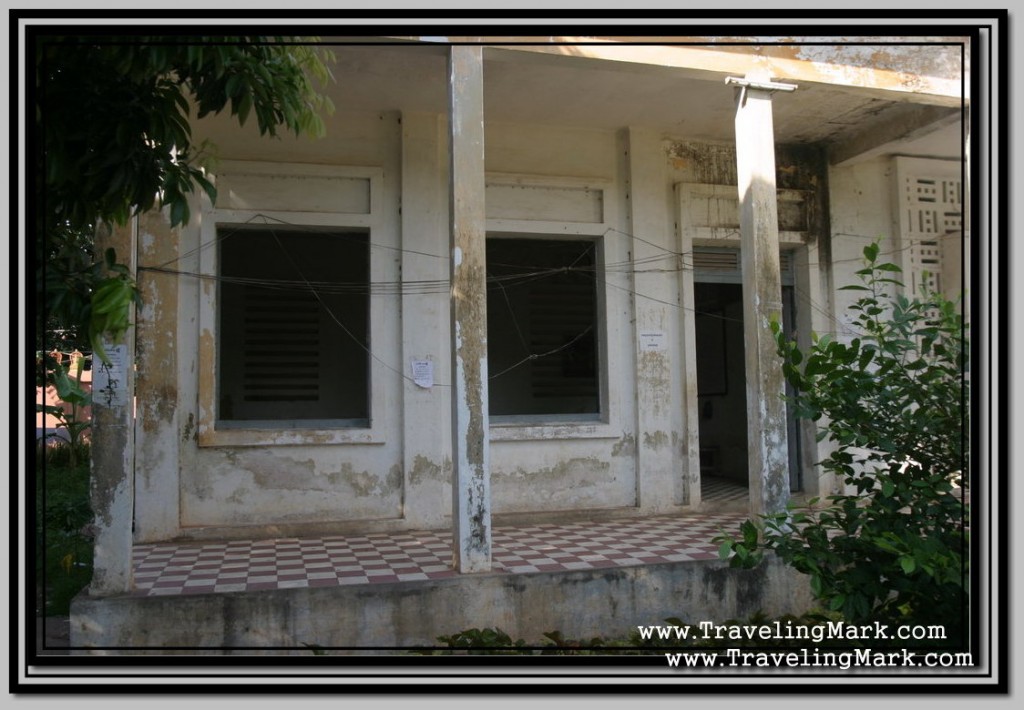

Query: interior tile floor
[700,475,749,504]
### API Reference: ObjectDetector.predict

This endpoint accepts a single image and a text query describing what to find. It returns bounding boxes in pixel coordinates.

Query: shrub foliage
[717,242,969,645]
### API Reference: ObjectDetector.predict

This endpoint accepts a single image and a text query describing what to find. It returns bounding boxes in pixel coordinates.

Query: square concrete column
[85,219,137,594]
[730,72,796,516]
[624,127,681,512]
[448,46,491,572]
[400,111,452,530]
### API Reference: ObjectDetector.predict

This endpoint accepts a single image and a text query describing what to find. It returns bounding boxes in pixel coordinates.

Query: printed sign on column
[92,343,129,407]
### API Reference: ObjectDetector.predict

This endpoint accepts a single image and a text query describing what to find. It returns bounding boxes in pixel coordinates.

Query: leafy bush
[717,242,969,646]
[36,448,94,617]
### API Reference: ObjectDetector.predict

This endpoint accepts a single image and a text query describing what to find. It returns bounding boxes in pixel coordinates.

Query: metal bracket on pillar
[724,76,798,93]
[725,76,797,107]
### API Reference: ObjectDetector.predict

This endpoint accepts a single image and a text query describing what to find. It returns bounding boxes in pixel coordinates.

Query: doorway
[693,258,802,503]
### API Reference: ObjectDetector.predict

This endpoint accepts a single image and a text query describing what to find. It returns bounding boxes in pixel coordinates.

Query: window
[217,226,370,425]
[486,237,600,419]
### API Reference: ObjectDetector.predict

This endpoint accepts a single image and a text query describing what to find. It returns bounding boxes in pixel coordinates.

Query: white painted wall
[826,156,901,340]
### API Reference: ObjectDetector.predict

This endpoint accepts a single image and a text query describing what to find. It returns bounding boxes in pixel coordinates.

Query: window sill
[197,423,385,448]
[489,417,619,442]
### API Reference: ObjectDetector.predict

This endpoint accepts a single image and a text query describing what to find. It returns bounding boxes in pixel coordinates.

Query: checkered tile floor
[132,512,750,597]
[701,475,749,503]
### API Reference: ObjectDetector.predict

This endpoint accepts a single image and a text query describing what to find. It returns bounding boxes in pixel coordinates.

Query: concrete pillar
[674,185,702,509]
[623,127,681,511]
[132,211,181,542]
[87,219,137,594]
[730,71,795,516]
[447,46,491,572]
[401,111,452,529]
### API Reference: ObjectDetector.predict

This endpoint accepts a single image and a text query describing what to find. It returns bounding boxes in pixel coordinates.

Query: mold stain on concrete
[665,140,738,185]
[497,457,612,497]
[611,433,636,458]
[248,456,317,490]
[181,413,195,443]
[643,430,669,451]
[326,463,399,498]
[409,455,448,485]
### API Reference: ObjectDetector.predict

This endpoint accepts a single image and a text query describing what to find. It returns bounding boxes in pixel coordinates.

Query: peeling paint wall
[133,212,183,541]
[491,441,634,513]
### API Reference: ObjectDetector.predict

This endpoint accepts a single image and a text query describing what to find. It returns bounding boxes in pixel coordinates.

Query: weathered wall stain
[495,457,612,492]
[666,140,738,184]
[249,456,317,490]
[326,463,400,498]
[180,413,195,444]
[667,140,826,195]
[409,455,450,485]
[611,433,636,458]
[643,430,669,450]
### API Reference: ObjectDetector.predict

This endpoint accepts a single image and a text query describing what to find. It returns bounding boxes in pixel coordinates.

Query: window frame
[196,162,388,447]
[215,225,372,429]
[485,232,606,425]
[482,173,622,441]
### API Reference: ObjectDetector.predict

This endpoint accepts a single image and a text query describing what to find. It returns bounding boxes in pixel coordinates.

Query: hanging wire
[489,325,596,381]
[261,227,451,389]
[136,212,930,384]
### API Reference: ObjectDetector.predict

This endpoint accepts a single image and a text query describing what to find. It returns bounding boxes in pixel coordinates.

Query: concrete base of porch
[70,555,814,655]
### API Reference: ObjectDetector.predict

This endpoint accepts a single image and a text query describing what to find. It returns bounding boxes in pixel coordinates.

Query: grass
[36,441,94,617]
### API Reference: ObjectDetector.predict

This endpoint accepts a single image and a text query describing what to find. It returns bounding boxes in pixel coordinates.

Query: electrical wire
[136,215,957,389]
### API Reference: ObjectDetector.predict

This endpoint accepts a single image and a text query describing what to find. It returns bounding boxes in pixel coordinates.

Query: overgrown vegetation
[36,443,94,617]
[716,242,969,646]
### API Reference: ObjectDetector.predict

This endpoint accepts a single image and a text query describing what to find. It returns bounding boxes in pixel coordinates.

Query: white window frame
[484,173,623,442]
[196,162,388,447]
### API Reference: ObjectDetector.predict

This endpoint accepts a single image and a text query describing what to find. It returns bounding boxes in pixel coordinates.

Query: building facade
[88,37,967,590]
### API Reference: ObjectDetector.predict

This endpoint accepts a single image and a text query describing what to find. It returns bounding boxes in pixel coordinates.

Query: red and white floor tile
[131,511,750,597]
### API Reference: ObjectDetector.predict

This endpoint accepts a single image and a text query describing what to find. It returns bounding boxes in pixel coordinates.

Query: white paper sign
[411,359,434,389]
[639,331,665,352]
[93,343,130,407]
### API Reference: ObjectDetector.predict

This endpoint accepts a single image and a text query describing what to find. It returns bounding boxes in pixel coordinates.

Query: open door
[693,249,801,503]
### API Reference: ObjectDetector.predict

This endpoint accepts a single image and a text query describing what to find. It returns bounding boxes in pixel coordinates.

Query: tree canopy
[35,36,335,361]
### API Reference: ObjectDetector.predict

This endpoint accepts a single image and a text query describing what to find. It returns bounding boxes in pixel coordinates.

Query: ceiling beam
[383,37,966,108]
[828,104,963,166]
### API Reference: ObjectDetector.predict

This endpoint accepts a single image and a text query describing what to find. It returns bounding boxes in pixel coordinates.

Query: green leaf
[169,196,189,227]
[900,556,916,574]
[237,90,253,126]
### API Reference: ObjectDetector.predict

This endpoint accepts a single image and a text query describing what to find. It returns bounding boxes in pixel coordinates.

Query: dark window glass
[218,228,369,423]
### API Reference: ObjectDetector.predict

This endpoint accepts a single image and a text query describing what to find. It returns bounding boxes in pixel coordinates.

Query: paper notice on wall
[639,331,666,352]
[92,343,130,407]
[411,359,434,389]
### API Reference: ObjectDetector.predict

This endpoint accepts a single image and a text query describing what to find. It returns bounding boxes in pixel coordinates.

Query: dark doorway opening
[694,281,801,502]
